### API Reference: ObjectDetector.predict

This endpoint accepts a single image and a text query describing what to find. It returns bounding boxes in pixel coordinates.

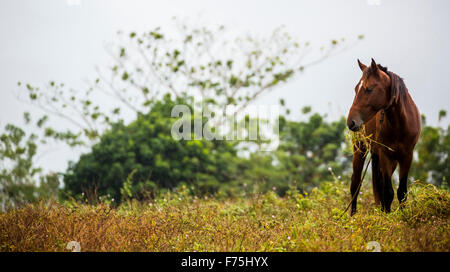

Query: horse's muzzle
[347,118,363,132]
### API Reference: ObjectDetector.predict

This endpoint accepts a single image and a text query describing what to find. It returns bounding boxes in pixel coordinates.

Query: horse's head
[347,58,392,131]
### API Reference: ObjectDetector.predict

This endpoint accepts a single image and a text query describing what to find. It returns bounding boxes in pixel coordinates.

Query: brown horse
[347,59,421,215]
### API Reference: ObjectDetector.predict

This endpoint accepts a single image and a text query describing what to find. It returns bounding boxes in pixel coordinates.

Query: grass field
[0,180,448,252]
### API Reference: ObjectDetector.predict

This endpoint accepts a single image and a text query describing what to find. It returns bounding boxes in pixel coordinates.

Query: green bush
[64,95,240,202]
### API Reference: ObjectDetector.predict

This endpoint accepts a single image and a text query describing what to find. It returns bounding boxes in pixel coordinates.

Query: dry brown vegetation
[0,181,448,252]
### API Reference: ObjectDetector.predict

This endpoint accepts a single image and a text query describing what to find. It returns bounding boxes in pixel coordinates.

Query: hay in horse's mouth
[346,125,371,156]
[346,125,394,154]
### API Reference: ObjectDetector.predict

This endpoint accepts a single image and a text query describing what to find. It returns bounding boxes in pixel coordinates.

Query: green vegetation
[410,115,449,187]
[63,96,352,202]
[2,99,447,208]
[64,95,241,202]
[3,21,361,208]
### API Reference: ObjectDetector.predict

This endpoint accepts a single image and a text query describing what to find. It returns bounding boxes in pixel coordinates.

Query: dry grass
[0,181,448,252]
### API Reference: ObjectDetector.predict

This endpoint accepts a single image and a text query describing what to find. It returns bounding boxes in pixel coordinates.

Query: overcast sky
[0,0,449,173]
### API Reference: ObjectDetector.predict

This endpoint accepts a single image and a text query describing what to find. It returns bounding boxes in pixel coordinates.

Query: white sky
[0,0,449,173]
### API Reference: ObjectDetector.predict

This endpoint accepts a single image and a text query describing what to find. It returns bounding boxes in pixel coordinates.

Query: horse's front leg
[350,148,366,216]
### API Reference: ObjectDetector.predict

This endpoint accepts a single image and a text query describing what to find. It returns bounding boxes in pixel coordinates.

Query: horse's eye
[365,87,373,94]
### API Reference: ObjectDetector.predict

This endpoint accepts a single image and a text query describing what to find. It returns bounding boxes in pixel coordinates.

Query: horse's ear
[357,59,366,71]
[370,58,378,72]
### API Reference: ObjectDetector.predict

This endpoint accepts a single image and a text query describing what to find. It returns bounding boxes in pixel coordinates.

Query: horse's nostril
[348,120,356,130]
[347,118,359,131]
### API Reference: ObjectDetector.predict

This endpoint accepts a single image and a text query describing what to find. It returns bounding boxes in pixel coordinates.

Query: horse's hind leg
[380,154,396,213]
[350,148,366,216]
[398,153,413,206]
[371,152,382,206]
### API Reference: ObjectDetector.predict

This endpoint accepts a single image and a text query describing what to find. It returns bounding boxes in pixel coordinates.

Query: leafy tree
[276,111,349,190]
[17,19,359,149]
[64,95,241,202]
[13,20,359,201]
[0,123,60,210]
[411,112,449,187]
[0,124,40,210]
[232,109,350,195]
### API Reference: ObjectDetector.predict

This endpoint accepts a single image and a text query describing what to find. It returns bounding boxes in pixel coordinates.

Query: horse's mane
[371,64,407,106]
[377,64,389,73]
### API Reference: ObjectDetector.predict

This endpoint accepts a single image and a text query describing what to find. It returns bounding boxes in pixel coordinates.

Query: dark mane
[368,63,407,106]
[367,63,388,74]
[377,64,389,73]
[383,66,407,106]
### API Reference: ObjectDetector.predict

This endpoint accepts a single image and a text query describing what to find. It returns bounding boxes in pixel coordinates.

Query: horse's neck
[383,94,408,130]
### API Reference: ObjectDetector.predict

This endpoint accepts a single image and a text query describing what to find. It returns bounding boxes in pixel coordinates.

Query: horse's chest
[375,128,410,157]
